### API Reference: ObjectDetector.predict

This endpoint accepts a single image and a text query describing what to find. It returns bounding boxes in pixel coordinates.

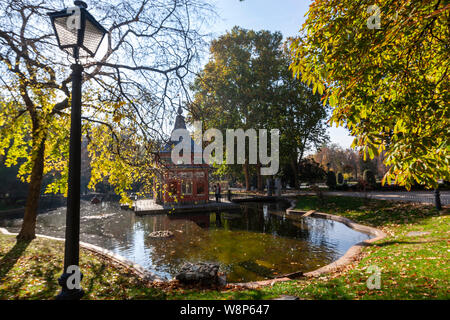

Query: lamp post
[48,1,107,300]
[435,186,442,211]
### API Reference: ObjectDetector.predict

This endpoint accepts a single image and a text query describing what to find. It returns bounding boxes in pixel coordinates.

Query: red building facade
[155,107,209,204]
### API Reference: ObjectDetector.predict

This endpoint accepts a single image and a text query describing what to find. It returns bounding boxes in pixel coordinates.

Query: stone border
[236,198,386,288]
[1,197,385,290]
[135,201,240,215]
[0,227,162,283]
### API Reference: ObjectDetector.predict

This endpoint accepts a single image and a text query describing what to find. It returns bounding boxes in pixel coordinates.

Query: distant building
[155,106,209,204]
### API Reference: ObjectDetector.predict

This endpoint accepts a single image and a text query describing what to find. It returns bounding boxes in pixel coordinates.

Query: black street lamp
[48,1,107,300]
[435,187,442,211]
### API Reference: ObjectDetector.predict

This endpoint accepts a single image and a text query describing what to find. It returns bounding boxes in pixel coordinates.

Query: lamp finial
[74,1,88,9]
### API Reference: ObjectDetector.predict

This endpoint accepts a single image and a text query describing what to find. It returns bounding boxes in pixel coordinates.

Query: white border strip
[236,198,386,288]
[0,227,162,282]
[1,197,386,289]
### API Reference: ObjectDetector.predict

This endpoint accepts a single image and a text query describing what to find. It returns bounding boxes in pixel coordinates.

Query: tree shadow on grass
[14,261,62,299]
[0,239,31,280]
[84,262,106,296]
[228,289,267,300]
[362,240,443,248]
[313,270,449,299]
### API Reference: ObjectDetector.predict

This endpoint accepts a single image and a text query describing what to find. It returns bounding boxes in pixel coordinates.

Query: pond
[0,200,371,283]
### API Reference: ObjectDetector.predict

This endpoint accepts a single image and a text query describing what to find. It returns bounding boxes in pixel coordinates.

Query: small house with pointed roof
[154,106,209,204]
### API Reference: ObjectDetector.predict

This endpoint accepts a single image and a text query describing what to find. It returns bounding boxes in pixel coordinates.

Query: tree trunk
[290,157,299,189]
[256,161,263,192]
[243,162,250,191]
[17,136,46,241]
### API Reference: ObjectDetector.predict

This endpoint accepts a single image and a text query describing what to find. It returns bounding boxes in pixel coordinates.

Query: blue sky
[206,0,355,150]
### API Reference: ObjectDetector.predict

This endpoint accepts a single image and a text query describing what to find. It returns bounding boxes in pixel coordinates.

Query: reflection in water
[0,201,371,282]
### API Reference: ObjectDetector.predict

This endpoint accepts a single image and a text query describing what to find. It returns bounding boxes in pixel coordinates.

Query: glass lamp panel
[54,16,78,47]
[81,18,105,56]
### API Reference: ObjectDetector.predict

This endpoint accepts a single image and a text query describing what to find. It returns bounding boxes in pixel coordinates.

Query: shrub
[441,181,450,191]
[326,171,337,190]
[337,172,344,184]
[363,169,376,188]
[298,158,326,184]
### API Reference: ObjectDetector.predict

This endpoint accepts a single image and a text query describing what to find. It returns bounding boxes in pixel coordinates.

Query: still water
[0,201,371,282]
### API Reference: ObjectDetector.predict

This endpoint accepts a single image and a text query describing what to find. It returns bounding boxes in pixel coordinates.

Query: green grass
[1,195,449,300]
[0,235,166,300]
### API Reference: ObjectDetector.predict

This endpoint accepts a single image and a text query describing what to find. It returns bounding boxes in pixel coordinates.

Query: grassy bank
[0,234,165,299]
[1,196,448,300]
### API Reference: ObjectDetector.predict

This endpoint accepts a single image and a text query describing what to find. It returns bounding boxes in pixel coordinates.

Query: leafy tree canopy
[190,27,328,189]
[290,0,449,189]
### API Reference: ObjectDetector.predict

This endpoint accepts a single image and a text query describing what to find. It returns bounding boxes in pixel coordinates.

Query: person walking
[215,183,220,203]
[213,184,218,202]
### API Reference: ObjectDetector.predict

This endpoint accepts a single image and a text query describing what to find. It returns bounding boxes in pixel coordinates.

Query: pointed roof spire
[162,98,204,158]
[172,100,186,132]
[177,95,183,115]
